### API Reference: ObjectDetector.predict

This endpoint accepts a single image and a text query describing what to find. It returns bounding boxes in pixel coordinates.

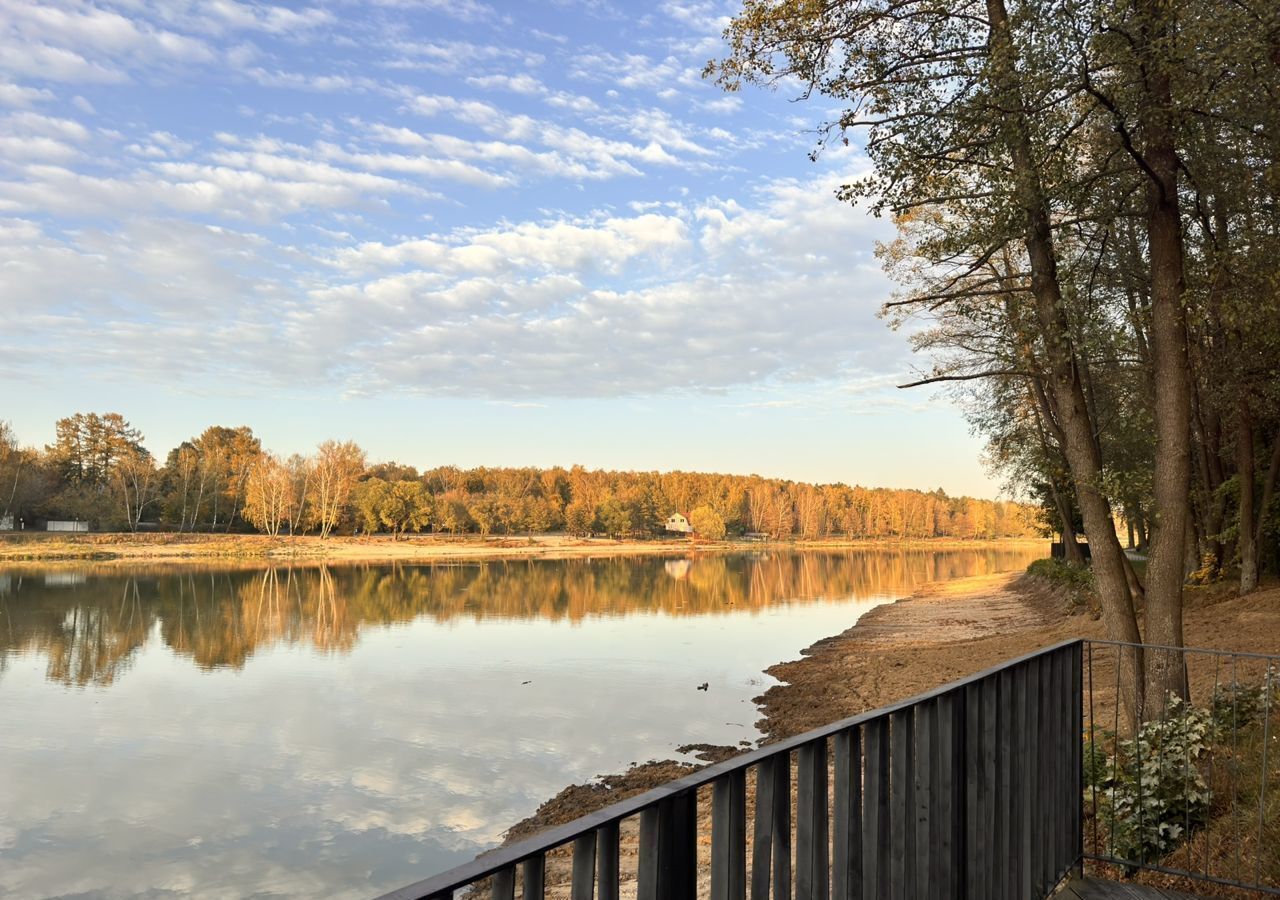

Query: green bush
[1087,695,1212,862]
[1207,674,1276,738]
[1027,557,1095,607]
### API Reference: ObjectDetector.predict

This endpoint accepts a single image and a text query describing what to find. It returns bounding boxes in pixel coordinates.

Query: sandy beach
[0,531,1045,567]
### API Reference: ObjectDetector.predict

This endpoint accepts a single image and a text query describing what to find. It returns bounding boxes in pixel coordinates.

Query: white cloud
[0,82,54,107]
[464,73,544,95]
[0,167,898,397]
[699,96,742,114]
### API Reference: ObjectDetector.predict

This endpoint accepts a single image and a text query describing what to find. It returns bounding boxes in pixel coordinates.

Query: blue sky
[0,0,1001,496]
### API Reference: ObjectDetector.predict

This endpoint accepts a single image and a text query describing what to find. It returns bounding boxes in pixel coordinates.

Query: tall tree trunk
[987,0,1143,728]
[1137,0,1192,712]
[1049,477,1085,565]
[1238,402,1258,594]
[1256,435,1280,555]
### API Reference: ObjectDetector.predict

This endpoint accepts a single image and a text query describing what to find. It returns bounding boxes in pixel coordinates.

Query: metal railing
[1083,639,1280,895]
[377,641,1083,900]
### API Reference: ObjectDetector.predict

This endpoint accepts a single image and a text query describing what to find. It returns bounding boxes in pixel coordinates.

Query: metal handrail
[378,639,1084,900]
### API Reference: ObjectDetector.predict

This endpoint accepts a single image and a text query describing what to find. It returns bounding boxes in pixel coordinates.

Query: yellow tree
[310,440,366,538]
[244,453,292,537]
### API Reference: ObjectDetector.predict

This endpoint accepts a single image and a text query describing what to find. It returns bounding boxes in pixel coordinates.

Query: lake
[0,546,1045,898]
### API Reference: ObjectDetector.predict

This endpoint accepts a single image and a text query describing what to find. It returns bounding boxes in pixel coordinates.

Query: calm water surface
[0,547,1045,898]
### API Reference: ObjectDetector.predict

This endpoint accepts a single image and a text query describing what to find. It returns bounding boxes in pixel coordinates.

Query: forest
[712,0,1280,724]
[0,413,1038,541]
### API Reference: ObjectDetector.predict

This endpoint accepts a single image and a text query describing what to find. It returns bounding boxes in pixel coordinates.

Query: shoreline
[487,569,1280,898]
[0,532,1047,568]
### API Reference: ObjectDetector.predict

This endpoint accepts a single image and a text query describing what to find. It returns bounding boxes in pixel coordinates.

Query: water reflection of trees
[0,548,1044,684]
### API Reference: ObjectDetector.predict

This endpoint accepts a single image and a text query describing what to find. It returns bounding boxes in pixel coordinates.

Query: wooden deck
[1060,876,1207,899]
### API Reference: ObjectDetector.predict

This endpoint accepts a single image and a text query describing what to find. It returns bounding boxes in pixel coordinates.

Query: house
[663,512,693,534]
[46,520,89,533]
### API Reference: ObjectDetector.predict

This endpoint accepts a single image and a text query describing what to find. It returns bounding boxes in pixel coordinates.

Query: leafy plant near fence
[1085,673,1278,865]
[1086,695,1213,862]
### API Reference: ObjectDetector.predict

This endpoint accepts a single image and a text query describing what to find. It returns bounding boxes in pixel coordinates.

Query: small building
[0,514,12,531]
[664,512,693,534]
[46,520,89,533]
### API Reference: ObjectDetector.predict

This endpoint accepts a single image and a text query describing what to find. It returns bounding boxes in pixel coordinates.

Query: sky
[0,0,1004,497]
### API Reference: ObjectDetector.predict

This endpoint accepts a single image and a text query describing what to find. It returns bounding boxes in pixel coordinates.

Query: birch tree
[310,440,365,538]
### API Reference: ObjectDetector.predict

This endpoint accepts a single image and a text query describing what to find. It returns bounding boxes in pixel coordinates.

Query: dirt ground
[482,570,1280,899]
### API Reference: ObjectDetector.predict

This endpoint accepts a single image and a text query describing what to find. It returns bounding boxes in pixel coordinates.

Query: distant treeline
[0,413,1040,540]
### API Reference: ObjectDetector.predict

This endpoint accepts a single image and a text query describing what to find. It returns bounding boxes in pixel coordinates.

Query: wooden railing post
[832,727,862,900]
[797,739,829,900]
[711,770,746,900]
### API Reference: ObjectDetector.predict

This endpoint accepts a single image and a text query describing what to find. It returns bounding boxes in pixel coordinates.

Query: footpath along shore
[483,569,1280,899]
[0,531,1043,567]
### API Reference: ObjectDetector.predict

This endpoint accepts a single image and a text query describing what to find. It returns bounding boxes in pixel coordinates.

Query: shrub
[1027,557,1095,608]
[1207,673,1277,738]
[1088,695,1213,863]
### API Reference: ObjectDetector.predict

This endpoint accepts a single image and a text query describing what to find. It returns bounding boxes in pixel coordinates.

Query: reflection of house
[664,513,693,534]
[44,572,87,588]
[46,520,89,533]
[664,559,692,580]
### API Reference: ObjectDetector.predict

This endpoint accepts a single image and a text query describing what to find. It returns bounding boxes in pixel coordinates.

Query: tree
[690,505,727,540]
[379,481,432,539]
[706,0,1280,723]
[311,440,366,538]
[564,499,595,536]
[353,477,390,535]
[285,454,313,535]
[46,413,147,527]
[596,497,632,539]
[112,447,159,532]
[244,453,293,537]
[0,421,39,526]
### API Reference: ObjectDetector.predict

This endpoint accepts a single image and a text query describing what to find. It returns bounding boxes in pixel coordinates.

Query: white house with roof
[663,512,693,534]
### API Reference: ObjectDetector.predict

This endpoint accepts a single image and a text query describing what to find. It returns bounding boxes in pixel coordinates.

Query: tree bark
[987,0,1143,727]
[1136,0,1192,713]
[1238,401,1258,594]
[1256,435,1280,554]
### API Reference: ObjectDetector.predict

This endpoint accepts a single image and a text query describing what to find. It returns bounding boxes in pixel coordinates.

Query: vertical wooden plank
[771,753,792,900]
[712,771,746,900]
[995,670,1012,900]
[1048,649,1060,885]
[862,717,890,900]
[889,707,915,900]
[1019,658,1036,899]
[833,728,862,900]
[1071,643,1084,877]
[1036,653,1052,894]
[797,739,829,900]
[522,854,546,900]
[914,699,933,896]
[668,791,698,900]
[491,866,516,900]
[571,832,597,900]
[638,806,662,900]
[751,759,775,900]
[598,821,620,900]
[938,689,961,899]
[964,681,982,900]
